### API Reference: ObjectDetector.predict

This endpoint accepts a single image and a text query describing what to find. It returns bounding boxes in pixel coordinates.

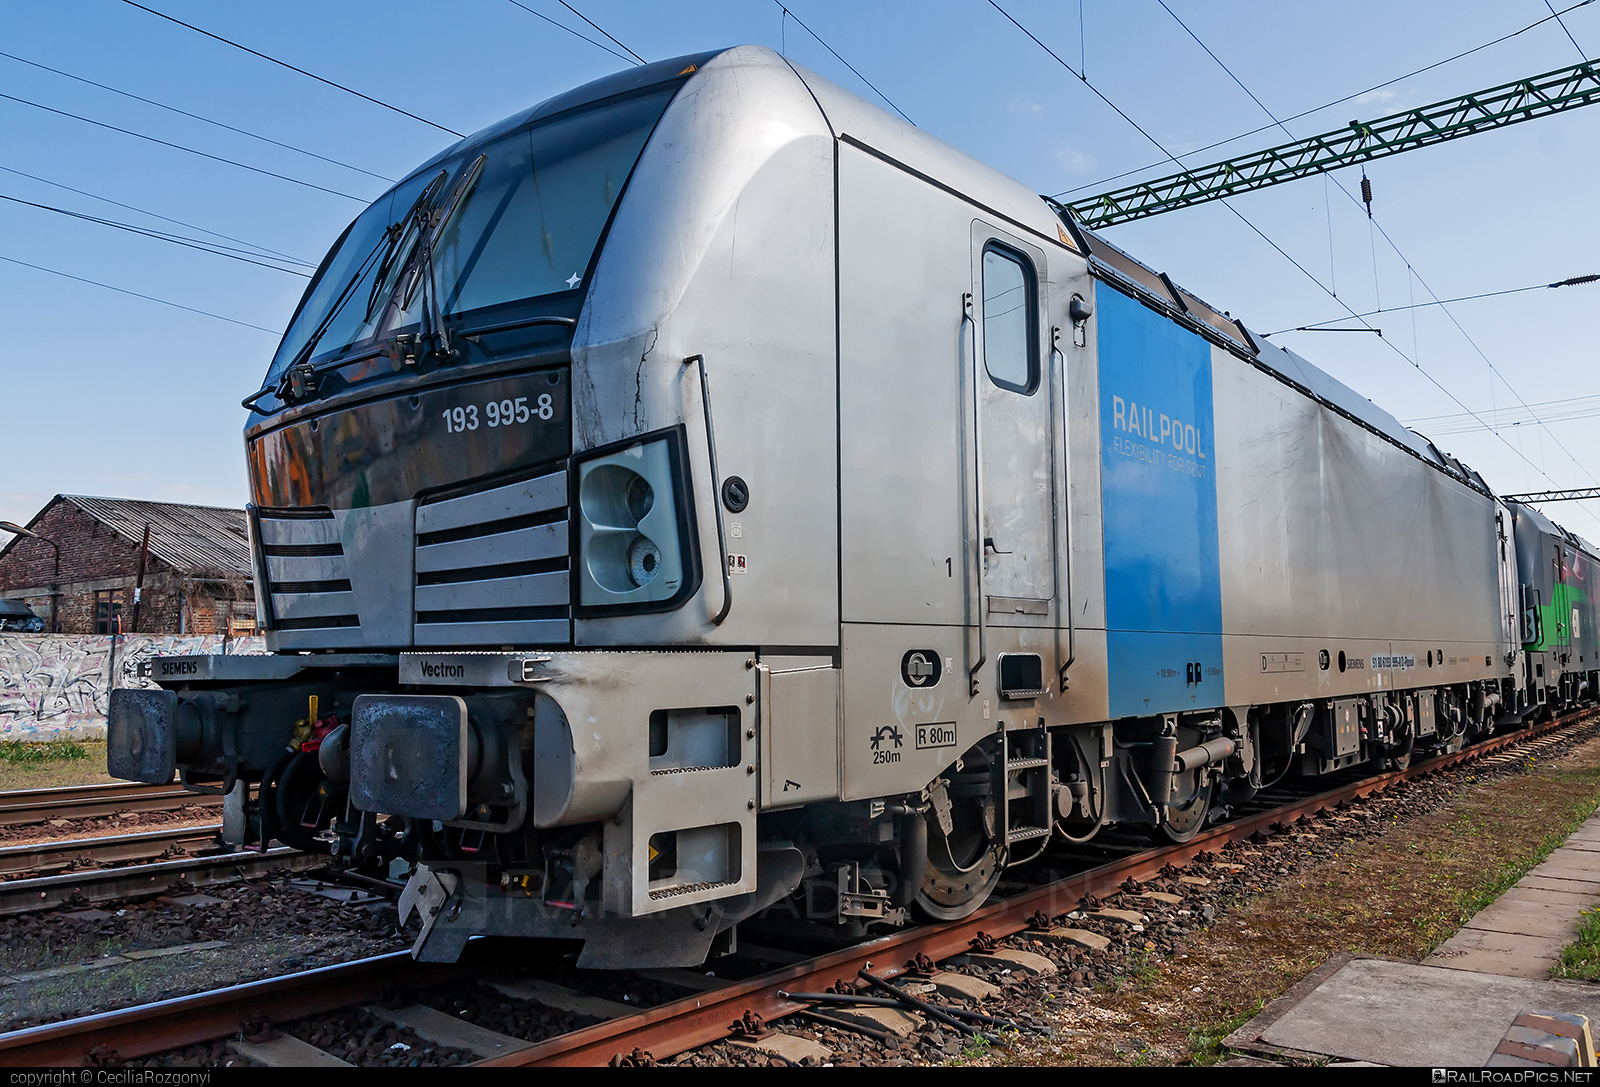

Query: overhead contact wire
[503,1,637,66]
[0,163,315,265]
[0,193,312,276]
[1051,0,1598,198]
[775,2,916,125]
[0,90,368,201]
[1270,275,1600,332]
[0,49,395,182]
[118,0,464,137]
[0,253,278,333]
[555,1,647,65]
[1150,0,1600,498]
[988,0,1569,495]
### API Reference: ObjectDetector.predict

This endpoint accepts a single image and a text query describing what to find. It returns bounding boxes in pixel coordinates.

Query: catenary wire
[0,252,278,333]
[0,90,368,202]
[503,0,636,66]
[0,163,314,265]
[775,2,916,125]
[0,49,395,183]
[0,193,312,276]
[1269,274,1600,333]
[1051,0,1598,198]
[556,1,647,65]
[988,0,1571,496]
[118,0,464,137]
[1148,0,1600,497]
[1547,0,1590,59]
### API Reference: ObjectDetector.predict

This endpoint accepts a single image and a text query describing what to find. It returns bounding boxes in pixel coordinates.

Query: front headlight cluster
[575,429,699,613]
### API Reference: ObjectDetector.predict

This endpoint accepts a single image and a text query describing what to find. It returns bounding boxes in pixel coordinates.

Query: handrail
[684,354,732,626]
[1051,326,1074,688]
[963,293,985,696]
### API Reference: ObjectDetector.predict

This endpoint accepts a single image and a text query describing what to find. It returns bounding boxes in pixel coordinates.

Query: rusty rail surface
[0,845,324,918]
[0,781,220,826]
[0,825,225,877]
[0,950,485,1066]
[0,710,1587,1067]
[481,709,1592,1067]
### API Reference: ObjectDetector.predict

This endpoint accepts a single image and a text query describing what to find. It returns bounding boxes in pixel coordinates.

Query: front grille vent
[257,506,362,642]
[413,469,571,646]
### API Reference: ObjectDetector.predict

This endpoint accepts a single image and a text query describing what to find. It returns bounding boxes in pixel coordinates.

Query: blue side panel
[1097,288,1224,718]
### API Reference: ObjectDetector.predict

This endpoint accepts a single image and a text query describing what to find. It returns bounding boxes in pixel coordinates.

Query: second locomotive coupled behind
[108,47,1599,967]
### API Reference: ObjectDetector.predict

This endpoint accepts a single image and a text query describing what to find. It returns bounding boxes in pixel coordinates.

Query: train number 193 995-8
[442,393,555,434]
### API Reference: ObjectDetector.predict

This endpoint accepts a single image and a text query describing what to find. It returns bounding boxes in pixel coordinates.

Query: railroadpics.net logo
[1433,1072,1594,1083]
[10,1075,212,1085]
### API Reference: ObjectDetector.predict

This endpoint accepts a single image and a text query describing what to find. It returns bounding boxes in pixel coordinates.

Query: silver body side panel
[1211,344,1511,705]
[572,47,839,649]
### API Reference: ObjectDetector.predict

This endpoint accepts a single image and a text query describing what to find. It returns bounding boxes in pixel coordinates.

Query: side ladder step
[1006,826,1051,843]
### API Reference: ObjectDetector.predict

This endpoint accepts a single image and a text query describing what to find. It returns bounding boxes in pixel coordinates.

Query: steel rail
[0,709,1587,1067]
[0,948,487,1066]
[0,824,223,877]
[0,781,220,826]
[0,845,323,917]
[480,709,1593,1066]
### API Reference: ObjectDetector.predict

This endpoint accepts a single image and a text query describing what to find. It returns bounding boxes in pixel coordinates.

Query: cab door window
[981,243,1038,394]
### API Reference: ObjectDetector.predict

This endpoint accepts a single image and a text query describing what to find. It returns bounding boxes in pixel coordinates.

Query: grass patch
[1187,1000,1264,1066]
[1447,767,1600,936]
[0,738,88,764]
[1555,907,1600,980]
[0,740,113,791]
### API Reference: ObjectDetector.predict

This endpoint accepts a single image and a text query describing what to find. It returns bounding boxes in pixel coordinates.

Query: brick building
[0,496,256,635]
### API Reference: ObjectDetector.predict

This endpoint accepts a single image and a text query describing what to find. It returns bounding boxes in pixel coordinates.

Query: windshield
[263,169,437,388]
[259,84,677,394]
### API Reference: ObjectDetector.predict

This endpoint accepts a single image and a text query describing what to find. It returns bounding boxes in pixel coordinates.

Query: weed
[1187,999,1263,1066]
[1555,907,1600,980]
[958,1033,992,1063]
[0,738,87,764]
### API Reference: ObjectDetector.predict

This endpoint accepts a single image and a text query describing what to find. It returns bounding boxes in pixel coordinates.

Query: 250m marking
[442,393,555,434]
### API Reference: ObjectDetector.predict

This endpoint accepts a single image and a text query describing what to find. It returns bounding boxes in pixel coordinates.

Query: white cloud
[1055,145,1098,176]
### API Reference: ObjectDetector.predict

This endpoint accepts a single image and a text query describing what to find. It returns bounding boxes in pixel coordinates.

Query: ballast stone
[967,947,1057,976]
[365,1004,533,1059]
[487,977,631,1021]
[928,971,1000,1001]
[1131,891,1184,906]
[229,1034,352,1068]
[816,1004,922,1037]
[1088,908,1146,925]
[1035,927,1111,952]
[728,1032,831,1063]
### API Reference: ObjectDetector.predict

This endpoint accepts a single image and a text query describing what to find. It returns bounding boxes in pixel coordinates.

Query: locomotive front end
[108,46,842,966]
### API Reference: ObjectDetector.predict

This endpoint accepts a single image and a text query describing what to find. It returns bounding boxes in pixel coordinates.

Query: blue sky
[3,0,1598,541]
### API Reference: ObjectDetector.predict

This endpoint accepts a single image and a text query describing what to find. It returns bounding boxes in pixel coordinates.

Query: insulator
[1360,175,1373,215]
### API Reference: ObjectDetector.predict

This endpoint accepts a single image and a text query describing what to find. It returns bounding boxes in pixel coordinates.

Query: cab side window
[981,243,1038,394]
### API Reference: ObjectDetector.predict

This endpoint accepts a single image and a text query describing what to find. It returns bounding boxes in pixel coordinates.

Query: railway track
[0,708,1590,1068]
[0,781,220,826]
[0,824,225,878]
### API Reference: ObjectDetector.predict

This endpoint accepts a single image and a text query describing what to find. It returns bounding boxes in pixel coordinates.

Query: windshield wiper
[388,154,487,368]
[241,172,447,414]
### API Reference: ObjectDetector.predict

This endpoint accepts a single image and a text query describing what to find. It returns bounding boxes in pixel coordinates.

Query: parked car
[0,599,45,633]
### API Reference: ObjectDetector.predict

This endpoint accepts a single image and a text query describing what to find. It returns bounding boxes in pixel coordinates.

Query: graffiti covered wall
[0,634,267,741]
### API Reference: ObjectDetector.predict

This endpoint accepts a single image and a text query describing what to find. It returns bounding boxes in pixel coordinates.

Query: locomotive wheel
[914,818,1003,921]
[1384,730,1414,771]
[914,764,1004,921]
[1153,770,1213,844]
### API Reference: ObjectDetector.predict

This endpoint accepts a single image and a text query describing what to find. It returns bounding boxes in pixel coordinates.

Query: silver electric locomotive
[108,45,1590,967]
